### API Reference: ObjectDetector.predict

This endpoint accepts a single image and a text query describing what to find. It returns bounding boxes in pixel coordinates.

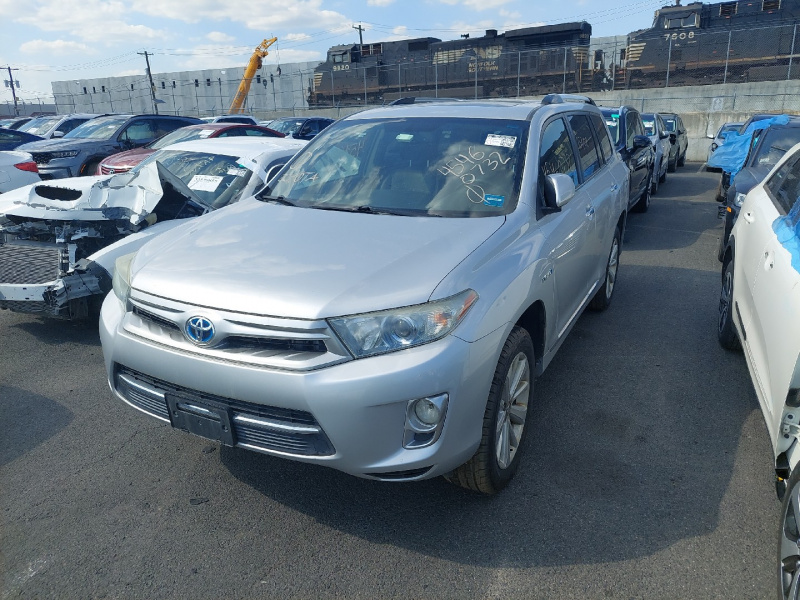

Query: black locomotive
[619,0,800,88]
[308,22,595,106]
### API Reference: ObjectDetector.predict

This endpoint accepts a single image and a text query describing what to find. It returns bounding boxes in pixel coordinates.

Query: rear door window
[591,114,614,162]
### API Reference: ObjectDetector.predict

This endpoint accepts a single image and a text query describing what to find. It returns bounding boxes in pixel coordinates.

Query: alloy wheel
[495,352,530,470]
[718,269,733,334]
[605,238,619,299]
[780,481,800,599]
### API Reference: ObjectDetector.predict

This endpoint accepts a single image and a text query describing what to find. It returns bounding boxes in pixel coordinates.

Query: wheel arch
[515,300,546,376]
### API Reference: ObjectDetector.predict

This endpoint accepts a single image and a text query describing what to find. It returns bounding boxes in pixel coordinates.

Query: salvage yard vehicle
[0,127,44,151]
[100,95,629,494]
[14,114,203,179]
[0,137,306,319]
[717,117,800,260]
[0,151,40,193]
[661,113,688,172]
[97,123,284,175]
[600,105,654,212]
[17,113,99,140]
[716,141,800,599]
[641,112,670,194]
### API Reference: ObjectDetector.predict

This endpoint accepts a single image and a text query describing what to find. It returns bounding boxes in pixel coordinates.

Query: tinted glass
[603,113,620,145]
[540,118,578,187]
[626,114,637,148]
[591,114,613,161]
[663,117,677,132]
[641,113,656,136]
[767,153,800,214]
[567,114,601,181]
[268,117,528,217]
[750,128,800,169]
[269,119,306,135]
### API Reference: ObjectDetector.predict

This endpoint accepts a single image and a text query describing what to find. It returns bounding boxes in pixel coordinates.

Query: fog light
[414,398,441,426]
[404,393,449,449]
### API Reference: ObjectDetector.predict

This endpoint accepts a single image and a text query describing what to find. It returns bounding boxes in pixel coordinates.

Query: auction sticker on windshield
[485,134,516,148]
[188,175,223,192]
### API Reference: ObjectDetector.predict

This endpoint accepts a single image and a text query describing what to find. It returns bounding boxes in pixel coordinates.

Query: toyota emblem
[185,316,215,345]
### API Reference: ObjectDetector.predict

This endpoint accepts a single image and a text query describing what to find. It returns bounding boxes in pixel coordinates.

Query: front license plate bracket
[166,393,235,446]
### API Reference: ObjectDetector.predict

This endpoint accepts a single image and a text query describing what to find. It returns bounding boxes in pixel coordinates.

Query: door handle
[610,184,619,191]
[742,211,755,223]
[586,205,595,217]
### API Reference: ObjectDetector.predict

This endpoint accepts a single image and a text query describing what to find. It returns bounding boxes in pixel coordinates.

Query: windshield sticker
[187,175,223,192]
[606,120,617,127]
[227,167,248,177]
[198,129,215,138]
[485,134,516,148]
[438,145,512,204]
[484,194,504,207]
[396,134,414,141]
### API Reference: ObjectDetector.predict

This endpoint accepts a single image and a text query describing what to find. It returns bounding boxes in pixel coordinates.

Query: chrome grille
[124,290,351,371]
[114,366,335,456]
[0,243,60,284]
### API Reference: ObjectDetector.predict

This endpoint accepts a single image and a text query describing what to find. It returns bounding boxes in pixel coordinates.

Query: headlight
[112,252,136,305]
[329,289,478,358]
[51,150,80,158]
[734,192,747,207]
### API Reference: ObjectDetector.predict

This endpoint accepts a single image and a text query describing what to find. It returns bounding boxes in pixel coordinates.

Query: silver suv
[100,96,629,494]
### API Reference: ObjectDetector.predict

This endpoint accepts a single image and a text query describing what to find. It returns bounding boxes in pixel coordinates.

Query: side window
[217,128,245,138]
[591,114,614,161]
[766,153,800,214]
[539,118,579,191]
[656,115,667,137]
[122,120,157,142]
[567,114,601,181]
[633,113,645,137]
[0,130,22,142]
[58,119,85,135]
[625,115,637,149]
[155,119,188,137]
[244,128,273,136]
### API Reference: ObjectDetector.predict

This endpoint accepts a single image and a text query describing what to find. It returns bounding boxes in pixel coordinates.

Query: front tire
[779,467,800,599]
[651,163,660,195]
[445,327,533,494]
[634,174,652,212]
[717,258,741,350]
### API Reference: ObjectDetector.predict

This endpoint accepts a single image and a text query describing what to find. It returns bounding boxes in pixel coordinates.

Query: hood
[131,198,504,319]
[15,138,115,153]
[730,165,771,198]
[102,148,154,169]
[0,167,165,223]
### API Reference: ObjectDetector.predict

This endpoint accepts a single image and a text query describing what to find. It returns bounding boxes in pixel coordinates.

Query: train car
[619,0,800,88]
[309,23,594,106]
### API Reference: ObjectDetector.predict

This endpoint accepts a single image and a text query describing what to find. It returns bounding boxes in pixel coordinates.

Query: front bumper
[99,294,505,481]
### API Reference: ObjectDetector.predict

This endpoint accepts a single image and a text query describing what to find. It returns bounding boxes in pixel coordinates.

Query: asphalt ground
[0,164,778,599]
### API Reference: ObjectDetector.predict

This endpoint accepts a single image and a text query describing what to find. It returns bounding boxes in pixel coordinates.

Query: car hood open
[131,198,505,319]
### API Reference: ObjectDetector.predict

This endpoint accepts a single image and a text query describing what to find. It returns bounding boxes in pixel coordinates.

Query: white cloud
[437,0,512,9]
[285,33,311,42]
[207,31,235,43]
[16,0,168,44]
[19,39,92,55]
[367,0,395,5]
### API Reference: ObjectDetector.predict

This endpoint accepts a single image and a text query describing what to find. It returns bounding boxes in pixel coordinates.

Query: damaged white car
[0,137,306,318]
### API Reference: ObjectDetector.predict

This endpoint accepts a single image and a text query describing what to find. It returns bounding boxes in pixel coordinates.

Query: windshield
[269,119,305,135]
[750,128,800,169]
[266,116,528,217]
[663,117,677,133]
[64,116,128,140]
[641,116,655,137]
[603,113,620,144]
[18,117,61,136]
[133,149,255,208]
[717,123,740,138]
[150,127,212,149]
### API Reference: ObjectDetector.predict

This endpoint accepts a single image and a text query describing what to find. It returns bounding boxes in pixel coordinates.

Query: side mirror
[633,135,651,150]
[706,134,715,139]
[52,131,65,138]
[544,173,575,211]
[669,133,677,145]
[660,131,670,140]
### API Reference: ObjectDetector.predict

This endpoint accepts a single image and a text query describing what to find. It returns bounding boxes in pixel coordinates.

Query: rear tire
[444,327,533,494]
[677,151,686,167]
[633,175,651,213]
[668,155,677,173]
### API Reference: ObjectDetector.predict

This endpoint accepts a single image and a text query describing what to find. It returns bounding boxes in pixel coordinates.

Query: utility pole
[138,51,159,114]
[4,66,20,116]
[353,23,365,47]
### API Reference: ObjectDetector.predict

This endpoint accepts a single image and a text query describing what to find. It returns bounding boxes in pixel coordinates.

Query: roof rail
[541,94,596,106]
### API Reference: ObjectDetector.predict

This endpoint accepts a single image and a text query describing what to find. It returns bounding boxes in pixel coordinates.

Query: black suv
[267,117,335,140]
[16,114,202,179]
[661,113,688,172]
[600,106,655,212]
[717,117,800,259]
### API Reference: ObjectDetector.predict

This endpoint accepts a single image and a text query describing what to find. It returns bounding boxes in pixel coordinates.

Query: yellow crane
[228,37,277,114]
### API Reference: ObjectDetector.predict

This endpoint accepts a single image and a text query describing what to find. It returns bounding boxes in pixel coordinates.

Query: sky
[0,0,669,104]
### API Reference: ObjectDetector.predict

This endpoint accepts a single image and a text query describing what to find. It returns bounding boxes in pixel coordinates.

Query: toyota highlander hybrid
[100,96,630,494]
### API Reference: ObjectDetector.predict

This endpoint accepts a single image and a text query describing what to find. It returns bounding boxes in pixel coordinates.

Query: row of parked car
[704,112,800,599]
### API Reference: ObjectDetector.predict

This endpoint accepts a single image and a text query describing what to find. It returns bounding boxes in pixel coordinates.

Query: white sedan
[717,141,800,598]
[0,151,40,193]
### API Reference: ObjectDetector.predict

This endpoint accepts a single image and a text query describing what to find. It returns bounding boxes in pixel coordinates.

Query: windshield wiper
[311,204,408,216]
[259,194,295,206]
